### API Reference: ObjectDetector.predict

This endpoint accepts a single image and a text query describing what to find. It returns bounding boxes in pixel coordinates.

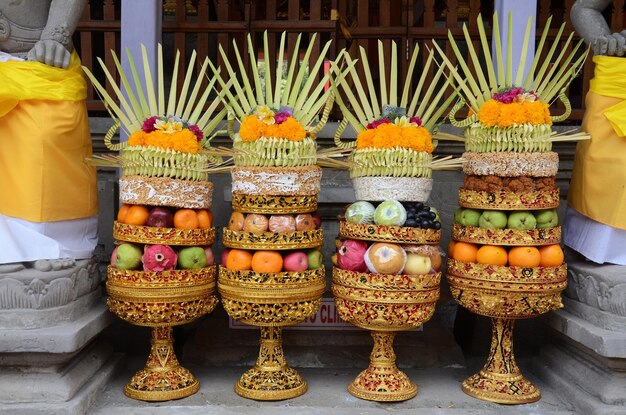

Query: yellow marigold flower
[477,99,501,127]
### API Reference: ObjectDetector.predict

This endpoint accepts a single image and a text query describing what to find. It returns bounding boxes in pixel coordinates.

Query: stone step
[89,358,578,415]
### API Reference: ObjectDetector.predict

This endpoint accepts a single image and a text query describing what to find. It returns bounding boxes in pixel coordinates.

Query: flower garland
[356,116,433,153]
[477,87,551,128]
[238,105,307,142]
[128,115,203,154]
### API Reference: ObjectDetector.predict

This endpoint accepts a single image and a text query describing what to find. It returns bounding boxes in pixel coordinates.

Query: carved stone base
[347,332,417,402]
[463,318,541,404]
[234,327,307,401]
[124,327,199,402]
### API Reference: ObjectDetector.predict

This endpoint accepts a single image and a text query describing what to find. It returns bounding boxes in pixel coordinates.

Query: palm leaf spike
[460,23,490,102]
[505,12,513,87]
[431,41,479,110]
[446,28,483,104]
[166,49,181,116]
[182,57,210,121]
[195,76,231,131]
[407,47,434,116]
[187,66,218,125]
[207,59,246,118]
[415,52,448,119]
[281,33,302,104]
[514,16,534,87]
[534,32,579,98]
[359,46,381,118]
[378,40,388,106]
[524,16,552,90]
[476,15,498,93]
[531,22,566,93]
[247,34,265,105]
[390,41,398,107]
[94,55,141,130]
[174,50,197,116]
[263,31,273,106]
[228,40,255,111]
[400,43,420,109]
[541,48,588,103]
[111,52,144,122]
[273,32,287,109]
[329,59,369,125]
[287,33,319,107]
[492,13,505,88]
[292,39,333,118]
[342,51,375,121]
[141,45,159,116]
[420,75,455,130]
[157,44,165,115]
[125,48,150,118]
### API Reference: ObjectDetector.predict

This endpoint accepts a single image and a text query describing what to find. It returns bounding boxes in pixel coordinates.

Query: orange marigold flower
[277,117,306,141]
[477,99,501,127]
[522,101,548,125]
[238,115,306,141]
[355,123,433,153]
[356,129,375,149]
[499,102,526,127]
[128,130,147,147]
[239,115,266,142]
[141,129,200,153]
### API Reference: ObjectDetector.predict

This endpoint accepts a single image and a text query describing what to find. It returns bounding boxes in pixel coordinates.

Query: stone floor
[90,357,579,415]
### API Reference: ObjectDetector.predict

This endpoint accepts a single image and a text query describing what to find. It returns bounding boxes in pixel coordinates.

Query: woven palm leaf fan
[433,13,589,151]
[209,31,348,168]
[330,41,463,201]
[82,45,231,180]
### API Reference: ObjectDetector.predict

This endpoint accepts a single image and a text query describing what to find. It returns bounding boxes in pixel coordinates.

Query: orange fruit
[174,209,199,229]
[447,241,456,258]
[228,211,245,231]
[196,209,213,229]
[124,205,149,226]
[225,249,253,271]
[251,250,283,273]
[476,245,508,266]
[117,204,131,223]
[452,242,479,263]
[538,244,564,267]
[508,246,541,267]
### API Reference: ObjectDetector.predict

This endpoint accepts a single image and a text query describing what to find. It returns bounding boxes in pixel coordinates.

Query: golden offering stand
[332,220,441,402]
[107,223,218,401]
[219,191,325,401]
[447,190,567,404]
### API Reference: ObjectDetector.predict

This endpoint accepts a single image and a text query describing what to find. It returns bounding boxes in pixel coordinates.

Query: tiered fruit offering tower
[214,32,333,401]
[435,14,588,404]
[330,42,459,402]
[84,47,227,401]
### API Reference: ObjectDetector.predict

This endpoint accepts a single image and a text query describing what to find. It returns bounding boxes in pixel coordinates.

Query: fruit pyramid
[329,42,461,402]
[435,14,588,404]
[84,46,228,401]
[214,32,336,401]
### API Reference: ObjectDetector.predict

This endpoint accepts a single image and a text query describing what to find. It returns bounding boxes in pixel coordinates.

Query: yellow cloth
[568,56,626,229]
[0,53,97,222]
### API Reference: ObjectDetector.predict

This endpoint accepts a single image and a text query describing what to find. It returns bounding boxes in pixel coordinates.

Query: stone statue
[0,0,98,274]
[565,0,626,264]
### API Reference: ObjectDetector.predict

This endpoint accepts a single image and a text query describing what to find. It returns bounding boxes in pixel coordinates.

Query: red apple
[337,239,368,272]
[243,214,269,233]
[146,207,174,228]
[295,214,316,231]
[204,246,215,266]
[283,251,309,272]
[221,249,230,266]
[311,211,322,228]
[110,246,118,267]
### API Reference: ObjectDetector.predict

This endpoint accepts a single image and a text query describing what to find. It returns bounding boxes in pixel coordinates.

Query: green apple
[374,200,407,226]
[535,209,558,229]
[115,243,143,270]
[306,249,323,270]
[507,211,537,230]
[459,208,482,227]
[345,201,376,224]
[478,211,507,229]
[430,206,440,222]
[178,246,207,269]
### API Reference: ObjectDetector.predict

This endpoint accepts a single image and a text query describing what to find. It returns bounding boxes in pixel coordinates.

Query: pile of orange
[225,249,284,273]
[450,241,563,267]
[117,204,213,229]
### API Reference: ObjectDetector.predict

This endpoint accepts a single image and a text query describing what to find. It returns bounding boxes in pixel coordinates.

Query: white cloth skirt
[563,207,626,265]
[0,214,98,263]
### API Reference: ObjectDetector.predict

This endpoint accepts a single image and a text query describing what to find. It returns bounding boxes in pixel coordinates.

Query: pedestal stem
[461,318,541,404]
[124,326,199,401]
[347,331,417,402]
[234,326,307,400]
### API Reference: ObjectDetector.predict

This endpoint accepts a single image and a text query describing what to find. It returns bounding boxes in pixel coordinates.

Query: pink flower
[188,124,203,141]
[142,116,159,133]
[366,118,391,129]
[409,116,422,126]
[274,111,290,124]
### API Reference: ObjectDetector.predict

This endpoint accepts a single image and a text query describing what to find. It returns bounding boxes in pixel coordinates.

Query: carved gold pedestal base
[348,331,417,402]
[461,318,540,404]
[234,326,307,401]
[124,327,199,401]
